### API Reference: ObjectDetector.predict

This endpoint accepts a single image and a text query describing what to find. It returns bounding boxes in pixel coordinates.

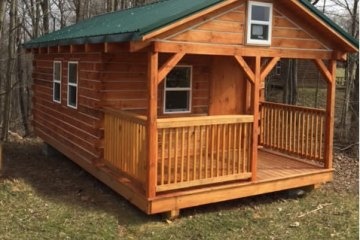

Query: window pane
[165,91,189,111]
[251,24,269,40]
[68,85,77,107]
[166,67,191,88]
[69,63,78,84]
[54,63,61,81]
[252,5,270,21]
[54,82,60,101]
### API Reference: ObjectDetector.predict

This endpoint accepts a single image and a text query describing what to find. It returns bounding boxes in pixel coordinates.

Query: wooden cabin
[24,0,358,217]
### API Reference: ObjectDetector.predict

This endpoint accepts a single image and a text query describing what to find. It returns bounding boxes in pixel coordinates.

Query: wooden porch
[100,102,333,215]
[149,149,332,215]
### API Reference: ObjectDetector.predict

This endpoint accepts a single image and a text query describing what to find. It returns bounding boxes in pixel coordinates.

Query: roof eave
[23,32,137,49]
[297,0,358,52]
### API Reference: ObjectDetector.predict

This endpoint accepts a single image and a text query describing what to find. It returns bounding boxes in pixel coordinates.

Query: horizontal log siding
[32,53,103,163]
[158,55,211,115]
[166,3,326,50]
[157,115,253,192]
[101,52,148,111]
[102,53,210,115]
[259,102,326,163]
[169,4,246,45]
[103,110,147,187]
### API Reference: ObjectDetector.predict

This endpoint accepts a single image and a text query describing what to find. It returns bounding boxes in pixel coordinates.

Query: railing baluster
[238,123,243,173]
[243,124,247,173]
[233,124,237,174]
[211,125,214,178]
[174,128,179,183]
[205,126,209,179]
[193,126,197,181]
[199,126,204,179]
[181,127,185,183]
[161,129,165,185]
[259,102,326,164]
[187,127,191,182]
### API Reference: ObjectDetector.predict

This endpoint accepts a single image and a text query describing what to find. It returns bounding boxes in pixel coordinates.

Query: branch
[340,142,359,151]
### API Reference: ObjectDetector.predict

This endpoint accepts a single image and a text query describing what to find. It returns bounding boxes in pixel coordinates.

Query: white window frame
[53,61,62,103]
[163,65,192,114]
[246,1,273,45]
[67,61,78,109]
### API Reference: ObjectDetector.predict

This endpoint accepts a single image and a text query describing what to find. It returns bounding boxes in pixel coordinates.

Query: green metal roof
[24,0,359,50]
[299,0,358,49]
[24,0,222,48]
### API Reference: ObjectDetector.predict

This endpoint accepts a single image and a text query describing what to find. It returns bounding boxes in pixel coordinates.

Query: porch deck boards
[156,149,324,186]
[257,150,324,181]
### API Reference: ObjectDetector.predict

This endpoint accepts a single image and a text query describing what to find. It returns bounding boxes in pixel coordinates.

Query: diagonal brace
[158,52,185,84]
[234,55,255,84]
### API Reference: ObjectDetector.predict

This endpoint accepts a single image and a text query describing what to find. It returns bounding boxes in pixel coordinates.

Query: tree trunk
[40,0,49,34]
[283,59,297,105]
[17,21,30,136]
[1,0,16,141]
[0,0,6,39]
[349,57,359,155]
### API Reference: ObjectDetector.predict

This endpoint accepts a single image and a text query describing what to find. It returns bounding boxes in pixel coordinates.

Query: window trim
[246,1,273,45]
[163,65,192,114]
[53,61,62,103]
[67,61,78,109]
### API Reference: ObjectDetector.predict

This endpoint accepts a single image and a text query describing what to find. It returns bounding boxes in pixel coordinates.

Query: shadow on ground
[1,139,311,223]
[1,139,165,226]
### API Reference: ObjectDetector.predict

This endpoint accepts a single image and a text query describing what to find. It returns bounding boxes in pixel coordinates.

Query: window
[67,62,78,109]
[53,61,61,103]
[247,1,273,45]
[164,66,192,114]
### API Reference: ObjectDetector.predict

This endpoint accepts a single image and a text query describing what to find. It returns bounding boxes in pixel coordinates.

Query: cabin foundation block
[165,209,180,220]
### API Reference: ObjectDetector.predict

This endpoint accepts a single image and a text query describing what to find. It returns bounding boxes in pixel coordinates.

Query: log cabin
[24,0,358,218]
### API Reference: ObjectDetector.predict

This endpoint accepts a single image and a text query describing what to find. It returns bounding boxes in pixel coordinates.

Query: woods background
[0,0,358,155]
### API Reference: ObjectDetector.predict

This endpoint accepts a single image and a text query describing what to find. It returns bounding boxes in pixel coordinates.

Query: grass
[0,140,358,240]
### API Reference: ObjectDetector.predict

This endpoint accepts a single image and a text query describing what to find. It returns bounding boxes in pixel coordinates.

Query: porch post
[147,51,158,198]
[324,60,337,169]
[251,56,261,181]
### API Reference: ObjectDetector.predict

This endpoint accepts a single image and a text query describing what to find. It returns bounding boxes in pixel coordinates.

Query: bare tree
[0,0,6,38]
[329,0,359,152]
[1,0,16,141]
[40,0,50,34]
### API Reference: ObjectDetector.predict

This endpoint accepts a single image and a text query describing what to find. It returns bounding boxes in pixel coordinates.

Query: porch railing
[103,109,147,186]
[156,115,254,192]
[259,102,326,162]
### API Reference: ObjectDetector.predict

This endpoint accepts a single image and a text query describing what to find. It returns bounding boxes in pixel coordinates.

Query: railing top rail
[103,108,147,125]
[260,101,326,114]
[157,115,254,129]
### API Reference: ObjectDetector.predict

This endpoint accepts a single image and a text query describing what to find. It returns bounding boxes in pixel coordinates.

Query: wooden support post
[324,60,336,169]
[147,51,159,198]
[251,56,261,181]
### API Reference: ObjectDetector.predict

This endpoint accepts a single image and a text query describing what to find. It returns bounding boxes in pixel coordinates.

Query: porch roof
[24,0,358,51]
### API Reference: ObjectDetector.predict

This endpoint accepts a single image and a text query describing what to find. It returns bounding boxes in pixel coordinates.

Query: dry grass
[0,139,358,240]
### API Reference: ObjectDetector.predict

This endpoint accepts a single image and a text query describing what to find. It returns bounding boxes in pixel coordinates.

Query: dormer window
[247,1,273,45]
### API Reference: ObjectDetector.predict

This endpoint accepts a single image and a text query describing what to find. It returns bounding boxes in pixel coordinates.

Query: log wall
[32,53,104,164]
